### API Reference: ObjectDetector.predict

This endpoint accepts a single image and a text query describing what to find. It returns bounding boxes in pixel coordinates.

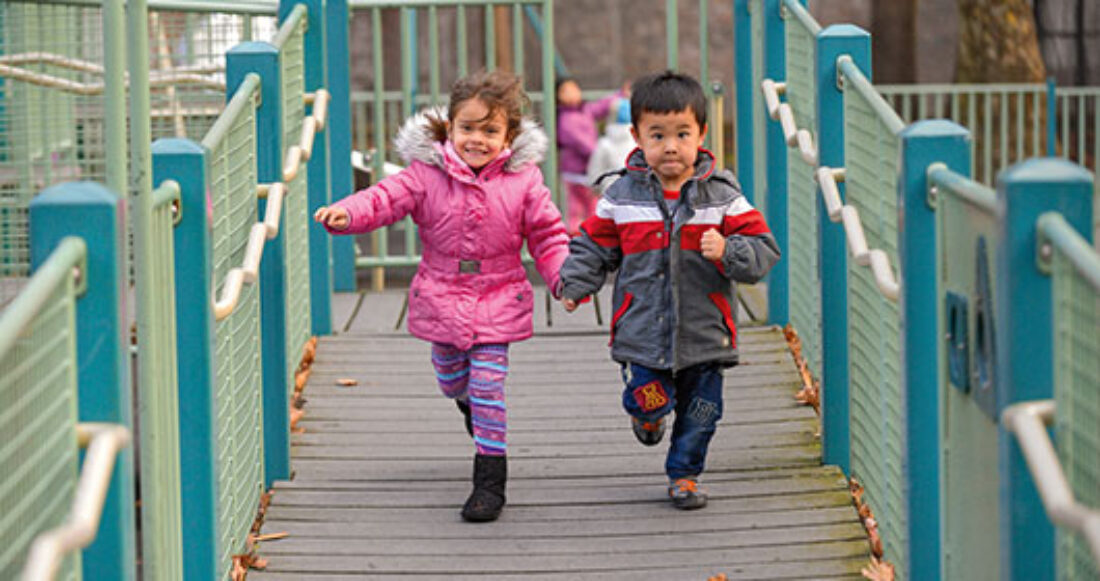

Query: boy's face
[631,108,707,190]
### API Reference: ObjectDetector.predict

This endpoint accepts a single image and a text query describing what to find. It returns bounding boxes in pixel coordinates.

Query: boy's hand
[562,298,579,312]
[314,206,350,230]
[701,228,726,261]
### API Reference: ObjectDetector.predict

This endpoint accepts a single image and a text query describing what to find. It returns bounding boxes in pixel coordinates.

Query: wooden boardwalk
[251,289,870,580]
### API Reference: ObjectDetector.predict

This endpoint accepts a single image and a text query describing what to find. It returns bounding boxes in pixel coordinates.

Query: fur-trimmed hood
[392,106,548,174]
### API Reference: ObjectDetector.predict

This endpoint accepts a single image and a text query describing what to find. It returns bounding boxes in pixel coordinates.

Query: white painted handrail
[283,89,330,182]
[21,423,131,581]
[0,62,226,95]
[1003,400,1100,567]
[762,78,818,166]
[816,166,900,301]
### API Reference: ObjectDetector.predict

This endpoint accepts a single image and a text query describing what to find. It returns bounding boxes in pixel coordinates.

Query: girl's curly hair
[426,70,530,143]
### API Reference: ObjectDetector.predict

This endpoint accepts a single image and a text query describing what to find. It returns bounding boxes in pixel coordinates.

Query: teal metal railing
[745,2,1100,578]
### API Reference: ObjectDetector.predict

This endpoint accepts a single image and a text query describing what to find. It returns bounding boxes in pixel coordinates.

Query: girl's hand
[562,298,579,312]
[314,206,350,230]
[701,229,726,261]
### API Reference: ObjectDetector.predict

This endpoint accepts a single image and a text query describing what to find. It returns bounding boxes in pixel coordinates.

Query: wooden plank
[252,301,866,578]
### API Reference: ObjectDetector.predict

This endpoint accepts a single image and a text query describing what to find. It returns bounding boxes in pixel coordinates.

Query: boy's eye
[679,132,690,139]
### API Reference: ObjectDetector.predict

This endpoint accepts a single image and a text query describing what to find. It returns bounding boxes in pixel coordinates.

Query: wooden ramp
[251,289,870,580]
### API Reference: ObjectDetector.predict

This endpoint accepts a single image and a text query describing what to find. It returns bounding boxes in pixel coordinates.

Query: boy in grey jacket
[559,71,780,509]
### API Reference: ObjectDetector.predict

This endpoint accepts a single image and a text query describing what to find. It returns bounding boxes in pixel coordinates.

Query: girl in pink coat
[314,70,569,523]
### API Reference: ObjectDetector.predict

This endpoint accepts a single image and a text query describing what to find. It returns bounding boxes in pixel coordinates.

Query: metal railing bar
[21,423,132,581]
[351,0,544,6]
[35,0,278,13]
[201,73,261,154]
[151,180,181,214]
[270,4,308,51]
[0,238,86,358]
[781,0,821,37]
[877,83,1047,95]
[0,52,223,76]
[1002,400,1100,567]
[927,163,998,214]
[0,63,227,95]
[815,167,900,301]
[838,56,906,135]
[1038,212,1100,291]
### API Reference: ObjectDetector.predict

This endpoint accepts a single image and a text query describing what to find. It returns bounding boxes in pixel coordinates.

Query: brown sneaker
[631,416,665,446]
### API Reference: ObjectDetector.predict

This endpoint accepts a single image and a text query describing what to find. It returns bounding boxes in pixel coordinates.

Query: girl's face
[448,97,510,170]
[557,80,582,107]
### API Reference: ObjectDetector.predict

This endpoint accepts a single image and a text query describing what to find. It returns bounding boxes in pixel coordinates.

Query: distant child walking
[559,71,780,509]
[555,77,625,234]
[314,70,570,522]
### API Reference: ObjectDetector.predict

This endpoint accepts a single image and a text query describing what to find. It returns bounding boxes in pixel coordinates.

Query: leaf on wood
[336,378,358,387]
[253,531,289,542]
[707,574,729,581]
[289,407,304,429]
[294,368,311,391]
[861,556,896,581]
[300,336,317,367]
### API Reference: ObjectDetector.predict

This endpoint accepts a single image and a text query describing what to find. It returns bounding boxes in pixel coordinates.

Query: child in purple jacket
[314,70,570,523]
[555,77,625,234]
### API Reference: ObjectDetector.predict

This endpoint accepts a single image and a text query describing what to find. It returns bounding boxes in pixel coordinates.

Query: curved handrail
[782,0,822,36]
[21,423,132,581]
[1037,212,1100,292]
[283,89,331,182]
[761,78,818,166]
[837,55,906,135]
[926,163,998,214]
[271,4,308,51]
[815,167,900,301]
[1002,400,1100,567]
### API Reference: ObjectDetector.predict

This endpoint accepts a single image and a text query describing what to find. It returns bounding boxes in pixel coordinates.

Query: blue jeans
[620,362,725,480]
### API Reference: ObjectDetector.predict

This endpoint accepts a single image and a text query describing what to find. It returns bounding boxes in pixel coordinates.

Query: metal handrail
[212,85,329,320]
[0,238,87,356]
[837,55,906,135]
[0,52,223,76]
[815,166,900,301]
[21,423,132,581]
[926,163,998,214]
[1037,212,1100,292]
[201,73,261,153]
[1002,400,1100,567]
[270,4,308,50]
[782,0,822,36]
[761,78,818,166]
[0,63,226,95]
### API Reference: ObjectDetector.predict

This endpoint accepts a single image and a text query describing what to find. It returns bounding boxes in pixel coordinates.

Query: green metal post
[327,0,357,292]
[103,0,126,199]
[995,157,1093,581]
[541,1,557,209]
[30,183,136,581]
[666,0,677,70]
[485,5,496,71]
[1046,78,1056,157]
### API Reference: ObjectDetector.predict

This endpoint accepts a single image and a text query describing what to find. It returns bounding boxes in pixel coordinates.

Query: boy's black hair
[629,70,707,129]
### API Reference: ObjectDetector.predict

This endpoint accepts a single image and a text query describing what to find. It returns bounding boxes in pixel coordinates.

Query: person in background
[314,70,570,523]
[586,97,636,194]
[555,76,626,234]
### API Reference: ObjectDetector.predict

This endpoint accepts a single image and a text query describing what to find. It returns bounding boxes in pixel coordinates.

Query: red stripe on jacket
[721,209,770,236]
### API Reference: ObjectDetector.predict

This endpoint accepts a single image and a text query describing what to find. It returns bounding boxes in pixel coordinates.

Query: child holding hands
[315,70,570,522]
[559,71,780,510]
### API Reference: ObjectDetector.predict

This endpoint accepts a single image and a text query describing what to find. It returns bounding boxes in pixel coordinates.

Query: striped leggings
[431,342,509,456]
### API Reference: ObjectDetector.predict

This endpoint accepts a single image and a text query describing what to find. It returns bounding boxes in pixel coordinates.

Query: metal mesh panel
[844,87,907,578]
[935,182,1001,580]
[280,16,312,387]
[0,2,103,280]
[207,93,264,581]
[140,184,183,580]
[1052,245,1100,580]
[148,10,277,141]
[785,12,820,377]
[0,261,80,580]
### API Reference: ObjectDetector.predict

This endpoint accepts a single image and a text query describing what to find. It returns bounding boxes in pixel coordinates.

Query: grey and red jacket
[559,148,780,371]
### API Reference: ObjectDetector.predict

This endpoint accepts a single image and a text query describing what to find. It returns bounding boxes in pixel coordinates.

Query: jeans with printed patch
[620,362,725,480]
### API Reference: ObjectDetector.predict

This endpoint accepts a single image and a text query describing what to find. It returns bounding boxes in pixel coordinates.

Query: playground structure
[0,0,1097,579]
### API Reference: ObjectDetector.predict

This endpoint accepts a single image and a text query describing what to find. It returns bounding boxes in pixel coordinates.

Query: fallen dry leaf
[289,407,304,429]
[336,378,358,387]
[707,574,728,581]
[254,531,289,542]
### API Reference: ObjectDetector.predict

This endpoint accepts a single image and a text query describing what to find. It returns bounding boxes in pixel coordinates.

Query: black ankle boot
[455,399,473,437]
[461,454,507,522]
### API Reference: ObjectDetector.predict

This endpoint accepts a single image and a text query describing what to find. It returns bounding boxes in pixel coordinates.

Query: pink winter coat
[327,110,570,350]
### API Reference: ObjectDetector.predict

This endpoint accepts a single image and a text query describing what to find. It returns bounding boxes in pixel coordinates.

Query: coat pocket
[609,292,634,347]
[708,292,737,349]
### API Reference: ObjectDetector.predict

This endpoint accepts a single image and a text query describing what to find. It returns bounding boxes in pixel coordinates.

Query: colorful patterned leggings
[431,342,509,456]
